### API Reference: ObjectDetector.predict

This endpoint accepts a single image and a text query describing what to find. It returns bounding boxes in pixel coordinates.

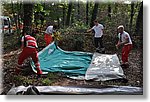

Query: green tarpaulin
[31,42,126,81]
[31,42,93,77]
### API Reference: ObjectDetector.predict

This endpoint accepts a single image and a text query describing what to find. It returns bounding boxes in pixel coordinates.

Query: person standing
[116,25,133,67]
[17,32,43,76]
[87,20,105,53]
[44,24,57,46]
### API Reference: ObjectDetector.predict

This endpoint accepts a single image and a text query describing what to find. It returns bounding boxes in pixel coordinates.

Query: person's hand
[87,29,91,33]
[116,42,121,49]
[115,44,119,49]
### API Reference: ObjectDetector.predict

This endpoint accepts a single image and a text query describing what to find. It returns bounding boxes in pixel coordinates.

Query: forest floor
[1,32,143,94]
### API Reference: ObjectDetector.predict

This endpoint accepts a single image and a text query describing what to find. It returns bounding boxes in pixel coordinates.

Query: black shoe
[121,64,126,68]
[121,63,129,68]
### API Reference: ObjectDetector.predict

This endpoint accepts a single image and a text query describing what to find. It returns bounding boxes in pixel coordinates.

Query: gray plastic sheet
[85,53,126,81]
[7,85,143,95]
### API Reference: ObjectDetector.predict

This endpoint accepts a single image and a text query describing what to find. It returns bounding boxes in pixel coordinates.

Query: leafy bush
[59,20,89,34]
[58,33,85,51]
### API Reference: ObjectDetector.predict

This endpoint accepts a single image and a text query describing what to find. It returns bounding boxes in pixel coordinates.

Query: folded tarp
[85,53,126,81]
[7,85,143,95]
[31,42,93,77]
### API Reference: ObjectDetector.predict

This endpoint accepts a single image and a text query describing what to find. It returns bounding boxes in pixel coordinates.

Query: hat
[117,25,124,30]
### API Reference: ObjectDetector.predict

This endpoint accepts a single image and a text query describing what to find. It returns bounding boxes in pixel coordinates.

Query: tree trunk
[129,2,134,32]
[90,2,99,27]
[62,5,65,27]
[23,3,33,34]
[11,2,16,28]
[78,0,80,19]
[135,1,143,35]
[65,2,72,26]
[86,0,89,25]
[17,2,21,30]
[71,11,74,24]
[57,17,60,28]
[108,4,111,18]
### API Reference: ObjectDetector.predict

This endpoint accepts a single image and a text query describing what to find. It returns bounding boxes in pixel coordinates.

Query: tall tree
[23,3,33,34]
[86,0,89,25]
[129,1,134,32]
[65,2,72,26]
[62,4,66,27]
[135,1,143,35]
[78,0,80,19]
[90,2,99,27]
[17,2,22,30]
[108,4,111,18]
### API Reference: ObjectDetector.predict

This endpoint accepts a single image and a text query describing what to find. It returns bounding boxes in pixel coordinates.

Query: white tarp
[7,85,142,95]
[85,53,126,81]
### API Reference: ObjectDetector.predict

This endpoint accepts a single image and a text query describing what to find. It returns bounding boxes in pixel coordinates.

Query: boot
[37,68,42,74]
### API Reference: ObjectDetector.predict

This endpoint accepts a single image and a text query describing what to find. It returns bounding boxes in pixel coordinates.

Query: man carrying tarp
[44,24,57,46]
[87,20,105,53]
[116,25,133,68]
[16,32,43,76]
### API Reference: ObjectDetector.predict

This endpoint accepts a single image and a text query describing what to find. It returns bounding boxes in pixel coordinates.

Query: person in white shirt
[44,24,57,46]
[87,20,104,52]
[116,25,133,67]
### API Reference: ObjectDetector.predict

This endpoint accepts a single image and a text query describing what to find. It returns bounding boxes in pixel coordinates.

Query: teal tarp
[31,42,93,76]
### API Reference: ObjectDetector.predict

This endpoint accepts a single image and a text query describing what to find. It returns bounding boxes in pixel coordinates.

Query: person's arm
[87,25,95,33]
[101,25,104,34]
[120,36,129,45]
[21,41,24,49]
[20,36,24,49]
[87,28,93,32]
[116,34,121,49]
[101,29,104,35]
[116,41,120,49]
[116,35,129,47]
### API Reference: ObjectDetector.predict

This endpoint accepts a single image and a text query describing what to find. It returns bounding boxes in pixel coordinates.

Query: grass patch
[41,78,54,86]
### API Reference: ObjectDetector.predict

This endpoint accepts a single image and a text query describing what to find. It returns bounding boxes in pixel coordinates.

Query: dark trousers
[94,36,104,48]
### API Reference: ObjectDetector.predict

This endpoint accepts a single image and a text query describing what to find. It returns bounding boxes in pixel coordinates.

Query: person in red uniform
[44,24,57,46]
[16,32,43,76]
[116,25,133,67]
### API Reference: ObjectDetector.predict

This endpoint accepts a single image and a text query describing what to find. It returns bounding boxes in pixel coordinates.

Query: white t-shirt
[45,26,56,34]
[118,31,132,45]
[92,24,104,38]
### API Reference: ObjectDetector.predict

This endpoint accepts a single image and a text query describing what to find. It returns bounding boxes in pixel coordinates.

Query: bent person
[16,32,43,76]
[44,24,57,46]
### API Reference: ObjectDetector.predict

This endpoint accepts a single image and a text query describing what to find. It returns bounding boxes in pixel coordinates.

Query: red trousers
[18,47,42,74]
[44,34,53,46]
[122,44,132,64]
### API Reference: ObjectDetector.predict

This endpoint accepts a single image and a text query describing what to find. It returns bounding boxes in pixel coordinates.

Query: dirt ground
[1,33,143,94]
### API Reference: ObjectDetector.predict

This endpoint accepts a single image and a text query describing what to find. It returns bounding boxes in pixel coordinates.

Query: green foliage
[2,1,142,34]
[58,31,85,51]
[72,20,89,30]
[13,73,58,86]
[13,75,34,85]
[34,4,44,12]
[59,20,89,34]
[41,78,54,86]
[47,73,59,79]
[2,1,143,51]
